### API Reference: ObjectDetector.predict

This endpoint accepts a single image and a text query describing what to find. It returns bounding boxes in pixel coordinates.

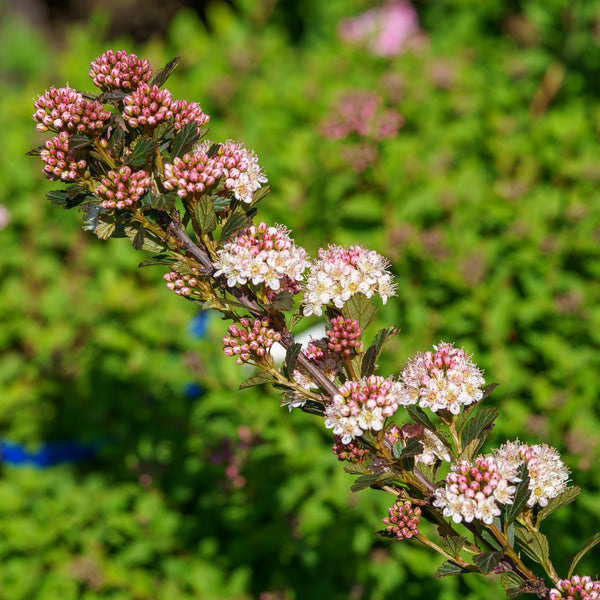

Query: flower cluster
[171,99,210,133]
[433,455,515,524]
[338,0,420,57]
[89,49,153,91]
[326,316,362,357]
[214,222,309,293]
[33,86,111,136]
[96,166,151,209]
[324,375,401,444]
[550,576,600,600]
[494,441,570,508]
[163,268,203,297]
[382,500,421,540]
[396,341,485,414]
[302,244,397,316]
[321,91,404,142]
[122,84,175,132]
[332,435,370,463]
[40,131,87,181]
[222,317,282,365]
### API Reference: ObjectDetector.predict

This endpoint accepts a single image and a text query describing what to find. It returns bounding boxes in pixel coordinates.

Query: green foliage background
[1,0,600,597]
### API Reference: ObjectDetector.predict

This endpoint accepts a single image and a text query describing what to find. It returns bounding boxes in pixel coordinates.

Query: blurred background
[1,0,600,597]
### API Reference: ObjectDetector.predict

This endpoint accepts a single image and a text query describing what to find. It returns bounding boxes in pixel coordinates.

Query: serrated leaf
[148,192,177,211]
[361,345,378,377]
[392,441,403,459]
[138,255,174,267]
[400,437,424,459]
[285,343,302,376]
[150,56,181,88]
[406,405,437,433]
[212,195,231,211]
[98,89,127,103]
[68,134,92,150]
[239,372,274,389]
[537,486,581,524]
[46,190,68,207]
[479,527,502,551]
[342,293,378,331]
[441,536,467,556]
[375,529,398,539]
[220,213,251,243]
[193,196,217,233]
[568,531,600,578]
[504,463,530,525]
[288,306,304,331]
[95,219,116,240]
[458,437,482,462]
[124,225,167,253]
[343,463,369,475]
[206,142,221,157]
[473,551,503,574]
[171,121,200,159]
[270,291,294,312]
[124,137,158,167]
[435,561,474,577]
[351,474,380,492]
[250,184,271,207]
[501,572,523,595]
[153,121,174,141]
[461,407,498,449]
[514,528,549,565]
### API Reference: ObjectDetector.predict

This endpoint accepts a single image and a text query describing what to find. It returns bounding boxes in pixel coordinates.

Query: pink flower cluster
[550,576,600,600]
[96,166,151,209]
[433,456,516,525]
[332,435,369,463]
[321,91,404,142]
[40,131,87,181]
[33,86,111,136]
[326,316,362,357]
[338,0,420,57]
[222,317,282,365]
[163,268,202,297]
[494,441,570,508]
[383,500,421,540]
[324,375,401,444]
[214,222,308,293]
[163,140,266,202]
[171,99,211,133]
[302,244,397,317]
[397,341,485,414]
[89,49,153,91]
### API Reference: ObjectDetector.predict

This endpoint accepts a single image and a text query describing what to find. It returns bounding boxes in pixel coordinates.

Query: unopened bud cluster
[96,166,151,209]
[88,49,152,91]
[40,131,87,181]
[332,435,369,463]
[327,316,362,357]
[550,576,600,600]
[222,317,281,365]
[382,500,421,540]
[163,268,203,297]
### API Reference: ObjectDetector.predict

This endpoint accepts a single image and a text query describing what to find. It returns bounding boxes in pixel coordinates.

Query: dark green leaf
[98,89,127,103]
[351,474,380,492]
[270,291,294,312]
[171,260,198,276]
[47,190,68,207]
[435,561,474,577]
[568,532,600,578]
[193,195,217,233]
[148,192,177,211]
[392,441,403,459]
[479,527,502,551]
[504,463,530,525]
[343,463,369,475]
[400,437,423,459]
[26,144,44,156]
[68,134,92,151]
[239,372,274,389]
[220,213,251,244]
[153,121,174,141]
[124,225,167,253]
[375,529,398,539]
[300,400,325,417]
[501,572,523,596]
[406,405,437,433]
[285,343,302,376]
[473,551,503,574]
[150,56,181,88]
[458,437,481,462]
[206,142,221,157]
[361,346,377,377]
[132,224,145,250]
[212,195,231,212]
[441,536,467,556]
[342,293,378,331]
[138,254,174,267]
[171,121,200,159]
[287,306,304,332]
[461,407,498,449]
[537,486,581,524]
[250,184,271,207]
[514,528,549,565]
[124,137,159,167]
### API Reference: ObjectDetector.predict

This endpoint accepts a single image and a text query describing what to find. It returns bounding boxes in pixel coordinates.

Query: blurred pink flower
[338,0,420,56]
[0,205,10,230]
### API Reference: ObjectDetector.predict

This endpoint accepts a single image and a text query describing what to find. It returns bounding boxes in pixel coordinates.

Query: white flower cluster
[433,456,516,525]
[494,441,570,508]
[397,341,485,414]
[302,244,397,317]
[213,222,309,292]
[324,375,401,444]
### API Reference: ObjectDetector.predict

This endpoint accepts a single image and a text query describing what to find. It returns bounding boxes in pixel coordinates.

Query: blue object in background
[0,438,100,467]
[188,311,209,339]
[183,382,205,399]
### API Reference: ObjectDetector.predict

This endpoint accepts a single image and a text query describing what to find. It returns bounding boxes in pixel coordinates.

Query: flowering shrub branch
[30,50,600,599]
